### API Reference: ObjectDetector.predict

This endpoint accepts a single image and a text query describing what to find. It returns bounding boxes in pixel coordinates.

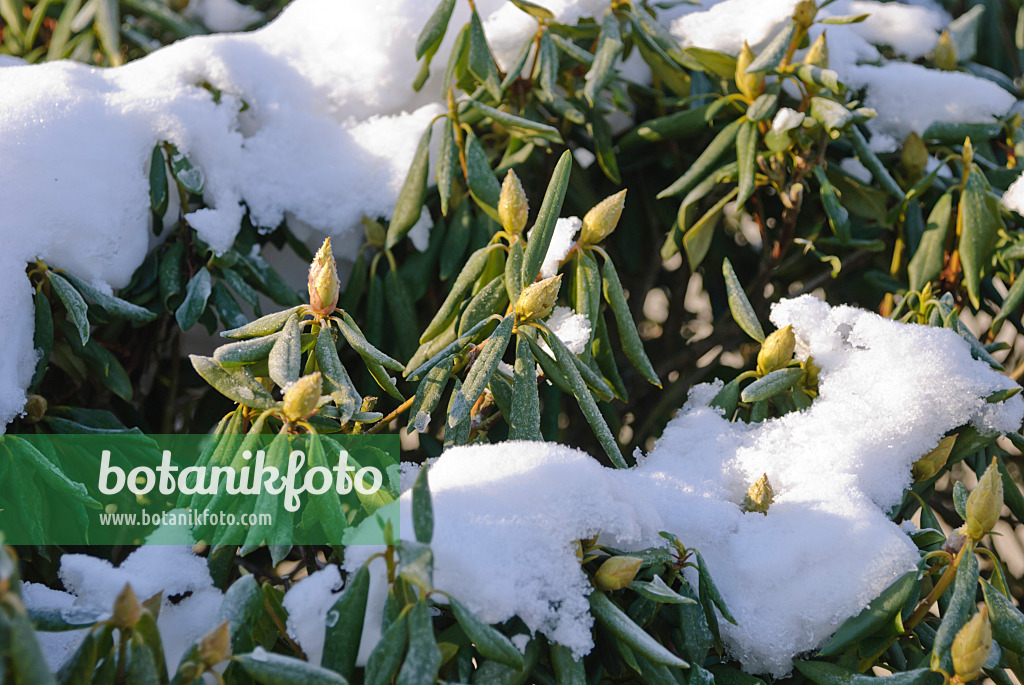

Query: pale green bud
[23,395,47,424]
[735,42,763,101]
[803,32,829,68]
[515,275,562,323]
[802,357,821,389]
[743,473,775,514]
[498,169,529,235]
[308,237,340,317]
[965,457,1003,541]
[757,325,796,376]
[581,190,627,244]
[595,556,643,591]
[934,30,957,71]
[362,217,386,248]
[794,0,817,28]
[199,620,232,666]
[912,434,956,482]
[283,372,323,422]
[952,606,991,683]
[111,583,142,629]
[901,132,928,181]
[962,137,975,169]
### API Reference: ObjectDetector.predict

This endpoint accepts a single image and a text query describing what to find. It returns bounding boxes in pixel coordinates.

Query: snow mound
[349,296,1023,675]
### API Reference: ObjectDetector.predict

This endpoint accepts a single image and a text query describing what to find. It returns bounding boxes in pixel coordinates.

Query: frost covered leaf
[954,480,970,520]
[446,314,513,432]
[741,368,804,402]
[466,100,563,144]
[931,550,980,672]
[365,610,408,685]
[214,332,279,367]
[522,150,573,287]
[149,145,168,217]
[723,258,765,342]
[468,9,501,101]
[908,192,952,292]
[222,306,301,339]
[601,258,659,387]
[268,312,301,388]
[422,244,497,343]
[387,125,432,249]
[745,22,796,73]
[189,355,276,409]
[397,600,441,684]
[415,0,455,61]
[449,595,525,670]
[630,575,697,605]
[48,272,90,345]
[321,564,370,679]
[235,650,347,684]
[981,578,1024,655]
[168,144,205,195]
[337,313,404,373]
[31,289,53,391]
[583,10,624,107]
[736,118,758,207]
[510,335,541,441]
[588,591,688,668]
[175,268,213,331]
[412,463,433,544]
[818,570,918,656]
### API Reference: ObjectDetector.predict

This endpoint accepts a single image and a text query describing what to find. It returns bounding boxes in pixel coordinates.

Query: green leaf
[408,314,498,380]
[447,314,514,431]
[959,166,1001,309]
[574,251,601,347]
[268,313,301,388]
[795,662,939,685]
[746,93,777,122]
[409,357,452,431]
[619,106,710,149]
[908,192,953,292]
[6,436,99,508]
[235,651,348,685]
[387,125,433,249]
[814,166,851,244]
[412,464,433,544]
[992,275,1024,332]
[922,121,1002,144]
[190,355,277,409]
[849,127,905,200]
[587,105,620,183]
[521,150,573,287]
[684,187,738,271]
[466,100,563,144]
[149,145,169,216]
[416,0,455,59]
[630,575,698,605]
[397,601,442,685]
[338,313,405,372]
[384,269,419,361]
[818,571,919,656]
[683,47,737,79]
[723,259,765,342]
[953,480,969,520]
[537,30,559,100]
[588,591,689,668]
[505,238,525,305]
[542,323,626,468]
[740,367,804,402]
[459,275,507,336]
[175,268,212,331]
[159,241,185,310]
[931,550,979,671]
[468,9,502,100]
[465,130,502,217]
[508,335,542,441]
[450,596,525,670]
[222,306,302,339]
[62,272,156,324]
[321,565,370,679]
[736,118,758,207]
[314,327,360,422]
[658,117,743,199]
[694,550,737,624]
[981,578,1024,654]
[510,0,554,19]
[602,259,660,386]
[794,64,844,93]
[212,280,248,330]
[746,21,796,72]
[583,10,624,106]
[49,272,90,345]
[437,119,459,217]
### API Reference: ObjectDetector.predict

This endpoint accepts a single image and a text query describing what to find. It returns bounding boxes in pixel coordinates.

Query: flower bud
[943,526,967,557]
[743,473,775,514]
[515,275,562,323]
[802,357,821,389]
[962,137,975,169]
[595,556,643,591]
[735,42,764,101]
[199,620,232,666]
[965,457,1003,541]
[283,372,323,422]
[581,190,627,244]
[362,217,386,248]
[952,606,991,683]
[757,325,796,376]
[112,583,142,629]
[22,395,47,424]
[901,132,928,181]
[498,170,529,235]
[308,238,340,318]
[803,32,829,68]
[912,434,956,482]
[934,30,957,71]
[794,0,817,28]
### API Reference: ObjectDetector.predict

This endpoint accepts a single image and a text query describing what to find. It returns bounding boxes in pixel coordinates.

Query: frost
[184,0,263,32]
[533,217,581,279]
[412,410,432,434]
[23,546,223,674]
[347,297,1023,675]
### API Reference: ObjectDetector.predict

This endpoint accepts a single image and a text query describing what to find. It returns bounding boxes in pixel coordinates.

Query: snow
[347,296,1023,675]
[184,0,263,32]
[1003,172,1024,215]
[772,107,805,133]
[544,306,592,355]
[283,566,343,666]
[24,546,223,674]
[534,217,581,279]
